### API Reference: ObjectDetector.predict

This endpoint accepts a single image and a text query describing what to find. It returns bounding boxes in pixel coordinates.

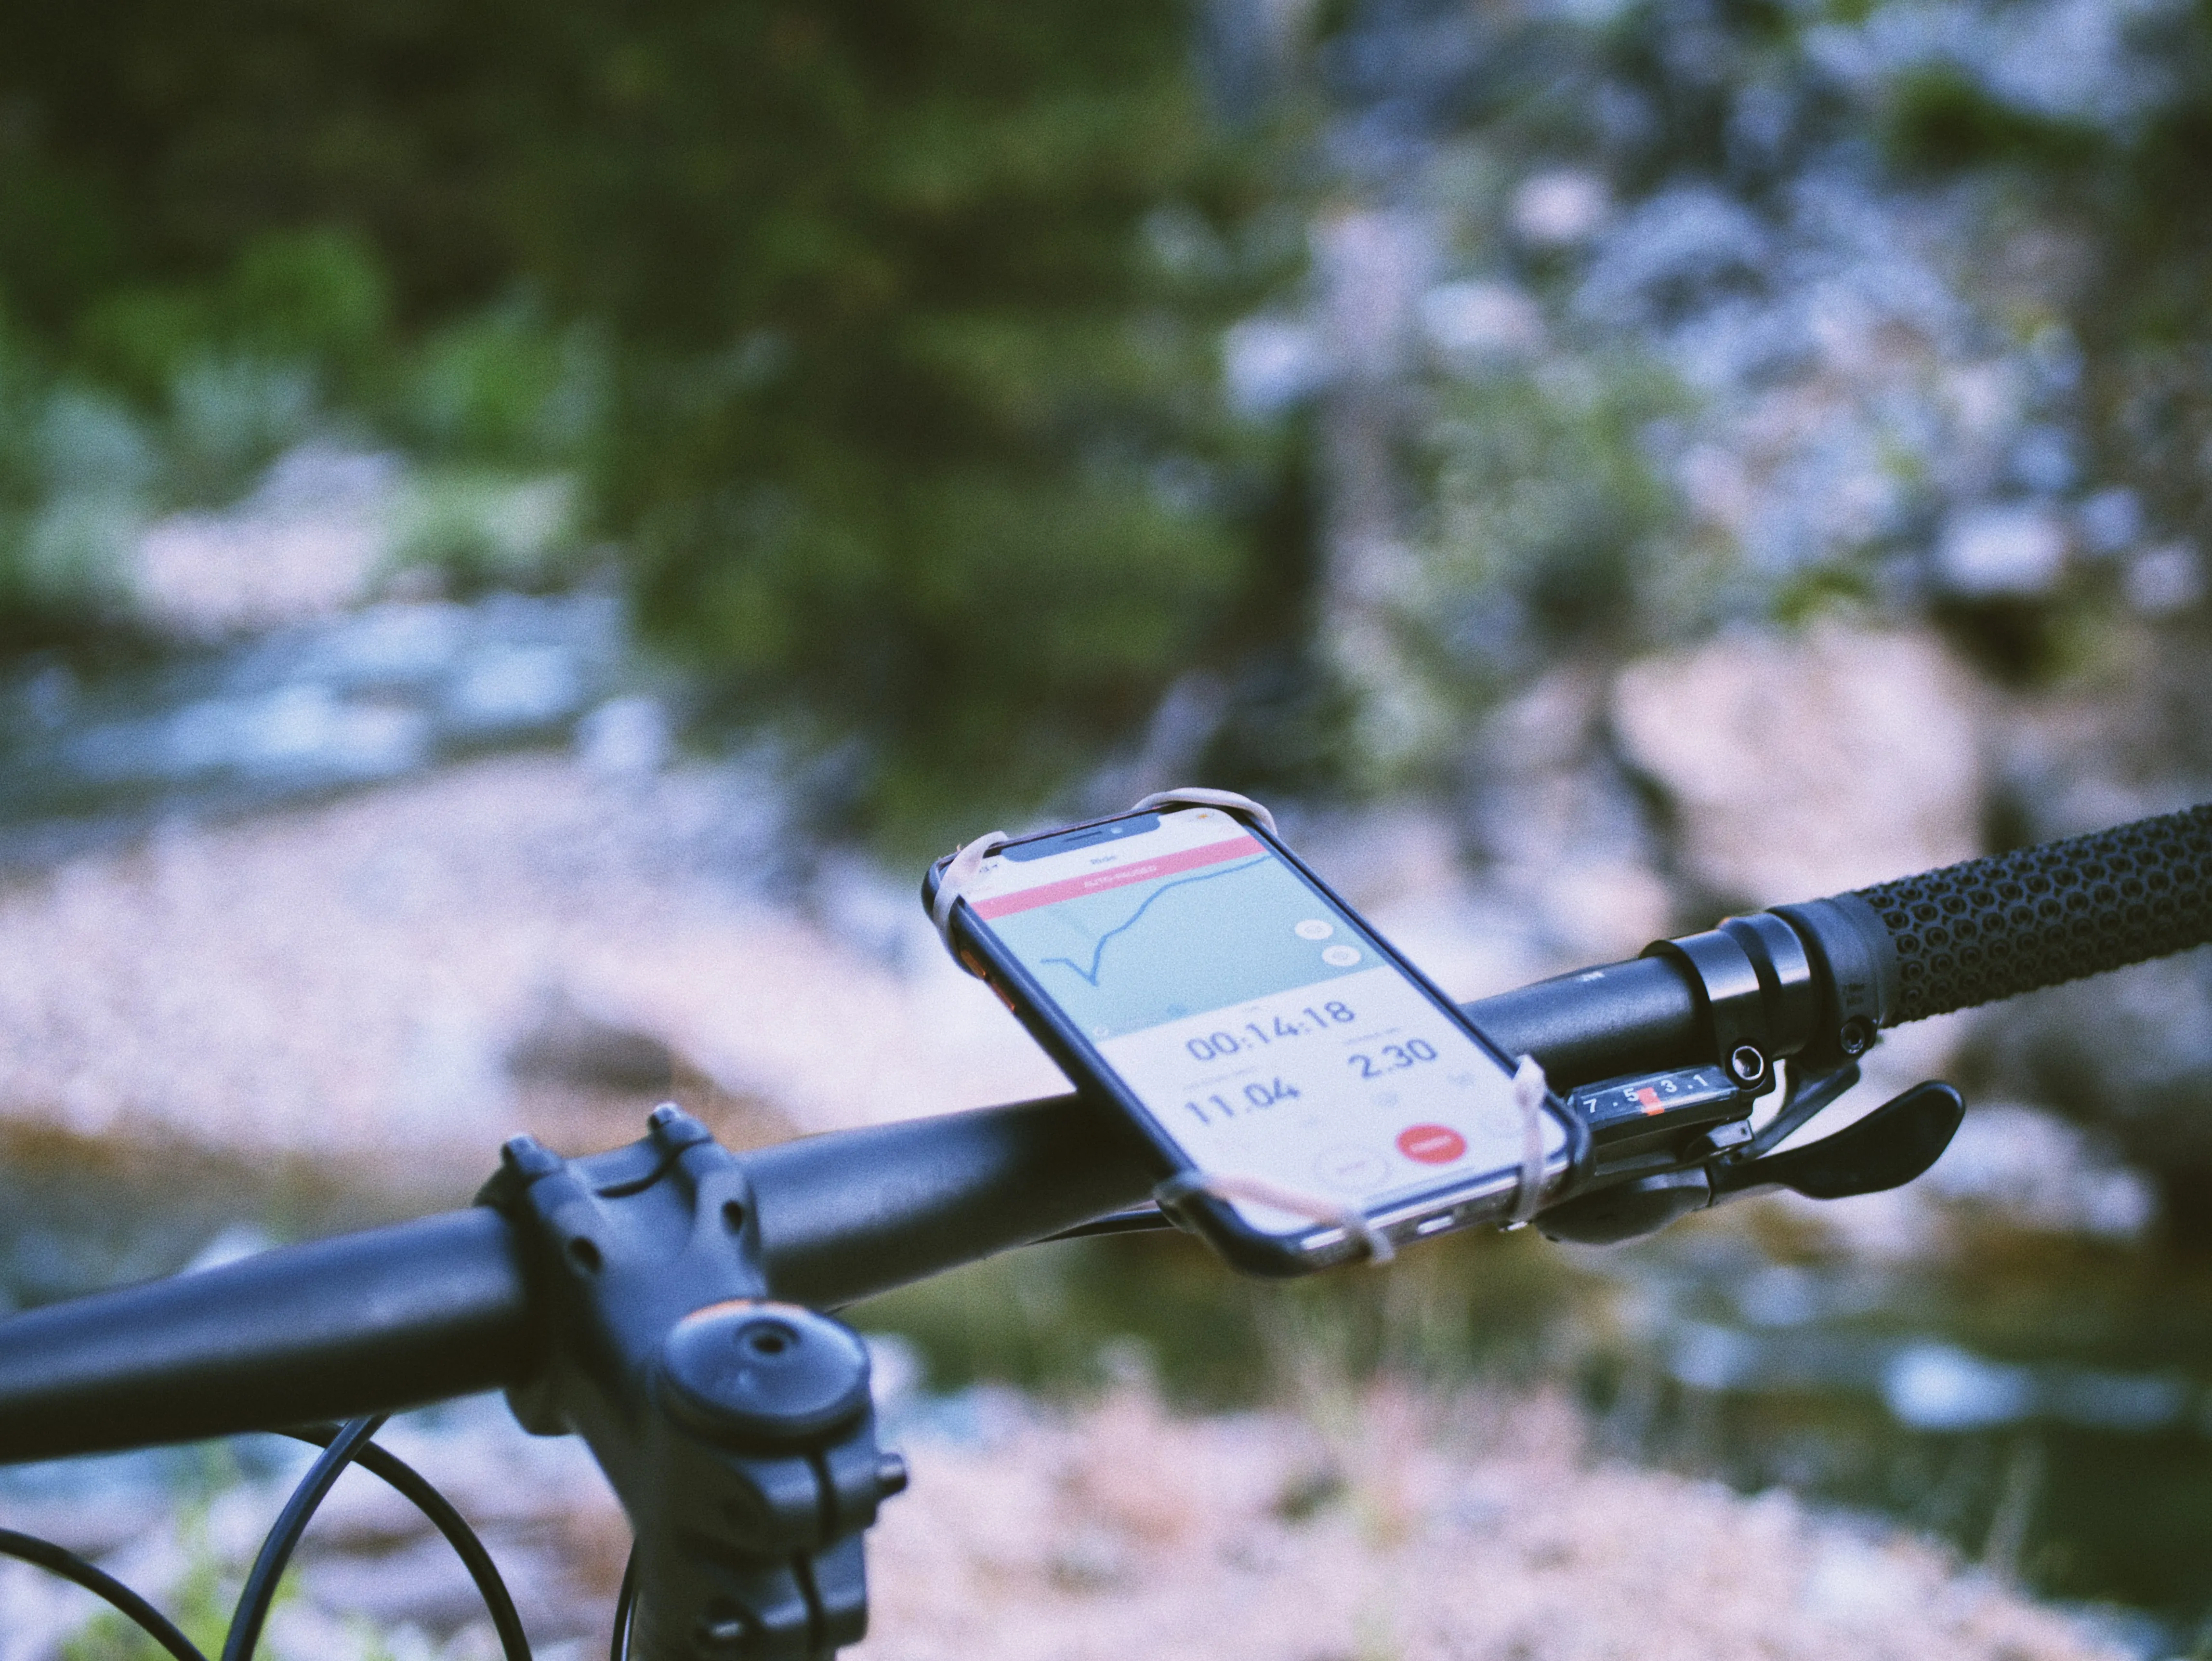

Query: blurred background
[1,0,2211,1655]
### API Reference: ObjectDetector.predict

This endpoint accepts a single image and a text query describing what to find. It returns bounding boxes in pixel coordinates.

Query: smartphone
[924,803,1580,1273]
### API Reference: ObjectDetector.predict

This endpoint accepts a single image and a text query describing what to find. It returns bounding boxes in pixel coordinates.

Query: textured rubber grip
[1852,803,2212,1024]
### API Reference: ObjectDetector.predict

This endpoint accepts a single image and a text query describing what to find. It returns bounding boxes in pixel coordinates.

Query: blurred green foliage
[0,0,1300,844]
[855,1223,1604,1408]
[60,1522,239,1661]
[1407,355,1712,712]
[0,227,606,644]
[1854,0,2212,589]
[2076,19,2212,563]
[1880,69,2103,177]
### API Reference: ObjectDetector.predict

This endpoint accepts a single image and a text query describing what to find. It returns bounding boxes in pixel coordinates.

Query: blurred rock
[2121,541,2204,615]
[0,1383,2125,1661]
[135,447,400,638]
[1315,208,1446,779]
[1611,624,1985,906]
[1420,280,1545,368]
[444,643,581,736]
[1315,211,1433,385]
[1920,1102,2156,1239]
[2074,487,2143,557]
[1464,667,1675,961]
[1578,185,1771,329]
[1935,504,2070,598]
[1510,170,1611,249]
[575,695,671,778]
[1223,316,1325,419]
[1881,1343,2035,1433]
[0,592,629,842]
[1297,806,1560,1001]
[2009,425,2078,495]
[1879,1340,2188,1437]
[504,983,676,1094]
[1980,620,2212,848]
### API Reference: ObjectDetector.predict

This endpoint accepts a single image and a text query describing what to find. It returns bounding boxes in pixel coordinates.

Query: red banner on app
[970,835,1264,919]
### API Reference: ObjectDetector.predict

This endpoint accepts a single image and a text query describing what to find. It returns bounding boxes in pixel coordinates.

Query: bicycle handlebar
[0,803,2204,1465]
[0,1211,528,1462]
[0,956,1700,1462]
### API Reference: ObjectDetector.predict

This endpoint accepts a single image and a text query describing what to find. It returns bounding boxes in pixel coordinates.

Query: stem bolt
[1728,1044,1766,1085]
[876,1452,910,1498]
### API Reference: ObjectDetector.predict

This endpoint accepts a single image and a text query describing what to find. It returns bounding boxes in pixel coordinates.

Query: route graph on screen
[984,850,1370,1038]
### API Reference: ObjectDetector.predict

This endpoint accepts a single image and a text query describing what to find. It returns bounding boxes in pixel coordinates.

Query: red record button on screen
[1396,1124,1466,1164]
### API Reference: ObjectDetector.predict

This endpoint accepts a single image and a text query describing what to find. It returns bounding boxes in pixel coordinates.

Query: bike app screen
[958,809,1562,1235]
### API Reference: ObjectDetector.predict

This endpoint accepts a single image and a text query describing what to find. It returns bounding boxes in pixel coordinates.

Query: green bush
[566,0,1291,843]
[74,230,387,402]
[0,376,151,633]
[395,302,605,467]
[387,468,581,593]
[165,356,323,504]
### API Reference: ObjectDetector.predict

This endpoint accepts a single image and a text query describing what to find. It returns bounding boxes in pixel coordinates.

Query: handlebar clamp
[480,1107,902,1661]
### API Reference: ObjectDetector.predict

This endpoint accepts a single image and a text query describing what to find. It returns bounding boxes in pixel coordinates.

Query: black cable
[220,1414,385,1661]
[609,1545,638,1661]
[4,1417,545,1661]
[279,1425,532,1661]
[0,1528,209,1661]
[1043,1204,1172,1240]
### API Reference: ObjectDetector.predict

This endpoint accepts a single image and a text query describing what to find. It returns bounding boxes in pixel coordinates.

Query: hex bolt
[499,1135,562,1180]
[698,1612,756,1656]
[876,1452,910,1497]
[1728,1044,1766,1084]
[1839,1017,1874,1056]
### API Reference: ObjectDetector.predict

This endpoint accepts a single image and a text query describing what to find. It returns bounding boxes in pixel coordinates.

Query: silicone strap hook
[1154,1170,1397,1265]
[930,787,1278,966]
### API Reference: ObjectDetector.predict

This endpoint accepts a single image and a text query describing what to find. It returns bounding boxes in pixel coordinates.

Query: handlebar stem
[481,1105,901,1661]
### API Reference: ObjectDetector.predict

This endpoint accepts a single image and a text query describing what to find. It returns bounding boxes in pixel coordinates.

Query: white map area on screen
[982,849,1364,1038]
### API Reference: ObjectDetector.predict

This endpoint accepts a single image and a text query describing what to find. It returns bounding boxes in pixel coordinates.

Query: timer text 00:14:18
[1184,1002,1356,1062]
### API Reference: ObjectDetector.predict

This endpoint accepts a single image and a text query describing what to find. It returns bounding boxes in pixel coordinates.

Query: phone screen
[955,807,1564,1240]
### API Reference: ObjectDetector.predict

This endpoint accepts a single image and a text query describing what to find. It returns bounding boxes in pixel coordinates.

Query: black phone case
[922,804,1585,1276]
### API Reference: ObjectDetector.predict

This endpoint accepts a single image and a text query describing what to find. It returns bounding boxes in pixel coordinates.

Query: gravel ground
[0,754,1075,1197]
[0,1384,2128,1661]
[862,1386,2127,1661]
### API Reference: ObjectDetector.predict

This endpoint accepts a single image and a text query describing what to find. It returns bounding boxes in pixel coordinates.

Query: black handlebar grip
[1851,803,2212,1024]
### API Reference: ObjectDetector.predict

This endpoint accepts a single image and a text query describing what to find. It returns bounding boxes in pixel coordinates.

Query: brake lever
[1734,1059,1861,1162]
[1709,1080,1964,1202]
[1536,1080,1964,1245]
